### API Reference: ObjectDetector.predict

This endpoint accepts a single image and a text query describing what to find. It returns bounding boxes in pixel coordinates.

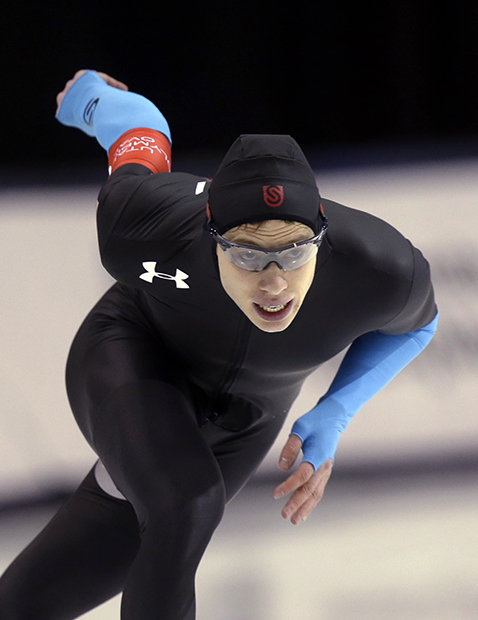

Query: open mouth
[253,299,294,322]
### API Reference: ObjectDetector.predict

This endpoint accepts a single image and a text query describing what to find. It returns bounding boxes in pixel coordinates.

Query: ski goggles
[209,217,328,272]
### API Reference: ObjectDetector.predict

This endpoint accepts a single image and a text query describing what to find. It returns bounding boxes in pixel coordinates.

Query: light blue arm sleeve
[291,311,438,471]
[55,70,171,151]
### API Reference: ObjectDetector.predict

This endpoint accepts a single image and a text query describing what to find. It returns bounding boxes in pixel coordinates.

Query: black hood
[207,134,322,234]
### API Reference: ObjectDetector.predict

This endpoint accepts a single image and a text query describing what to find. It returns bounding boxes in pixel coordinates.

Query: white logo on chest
[139,262,190,289]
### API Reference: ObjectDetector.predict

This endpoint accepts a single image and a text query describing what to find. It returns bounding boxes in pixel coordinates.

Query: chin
[256,321,293,333]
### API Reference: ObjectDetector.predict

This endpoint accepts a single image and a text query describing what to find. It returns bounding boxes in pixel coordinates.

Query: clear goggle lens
[210,218,328,272]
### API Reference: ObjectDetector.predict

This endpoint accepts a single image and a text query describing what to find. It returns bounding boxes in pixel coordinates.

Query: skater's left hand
[273,434,333,525]
[56,69,128,115]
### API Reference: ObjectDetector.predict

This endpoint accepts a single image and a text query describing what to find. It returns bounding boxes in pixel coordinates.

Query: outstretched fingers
[274,458,333,525]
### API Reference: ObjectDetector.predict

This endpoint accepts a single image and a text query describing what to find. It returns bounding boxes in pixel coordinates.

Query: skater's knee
[144,473,226,535]
[191,475,226,530]
[138,477,225,571]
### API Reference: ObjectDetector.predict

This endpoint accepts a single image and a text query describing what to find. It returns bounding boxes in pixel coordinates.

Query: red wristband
[108,128,172,174]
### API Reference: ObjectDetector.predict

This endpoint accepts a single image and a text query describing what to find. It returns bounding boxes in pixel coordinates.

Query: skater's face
[217,220,317,333]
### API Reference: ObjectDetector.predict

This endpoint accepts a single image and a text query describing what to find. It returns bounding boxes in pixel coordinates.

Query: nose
[258,263,288,295]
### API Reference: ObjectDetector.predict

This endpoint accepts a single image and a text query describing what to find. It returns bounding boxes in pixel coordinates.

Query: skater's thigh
[66,285,196,447]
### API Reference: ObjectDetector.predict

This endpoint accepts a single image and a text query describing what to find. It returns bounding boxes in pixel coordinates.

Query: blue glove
[56,70,171,151]
[291,312,438,471]
[290,398,347,470]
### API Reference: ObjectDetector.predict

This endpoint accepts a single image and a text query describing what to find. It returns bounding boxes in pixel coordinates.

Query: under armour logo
[139,262,190,289]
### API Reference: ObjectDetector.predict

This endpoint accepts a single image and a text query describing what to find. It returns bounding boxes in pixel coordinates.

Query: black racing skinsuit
[0,164,436,620]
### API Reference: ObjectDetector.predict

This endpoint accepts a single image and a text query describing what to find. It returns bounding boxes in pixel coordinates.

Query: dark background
[2,1,478,181]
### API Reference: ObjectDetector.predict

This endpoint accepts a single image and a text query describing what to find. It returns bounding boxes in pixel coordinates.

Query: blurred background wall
[0,2,477,618]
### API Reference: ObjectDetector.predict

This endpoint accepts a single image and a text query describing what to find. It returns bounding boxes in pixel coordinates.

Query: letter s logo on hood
[263,185,284,207]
